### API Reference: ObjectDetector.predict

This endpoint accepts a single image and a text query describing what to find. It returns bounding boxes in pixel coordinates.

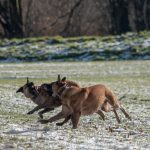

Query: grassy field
[0,61,150,149]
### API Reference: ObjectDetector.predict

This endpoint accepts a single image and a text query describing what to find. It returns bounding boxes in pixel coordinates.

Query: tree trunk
[0,0,23,38]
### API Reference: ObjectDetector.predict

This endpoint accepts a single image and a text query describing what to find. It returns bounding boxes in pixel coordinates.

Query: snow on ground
[0,61,150,149]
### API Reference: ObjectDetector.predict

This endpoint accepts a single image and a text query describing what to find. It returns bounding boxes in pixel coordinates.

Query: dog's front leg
[27,105,43,115]
[71,111,81,129]
[56,115,71,126]
[39,105,72,124]
[38,108,54,119]
[39,111,66,124]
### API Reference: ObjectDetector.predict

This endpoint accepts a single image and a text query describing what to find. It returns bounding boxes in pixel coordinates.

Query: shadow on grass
[3,127,50,135]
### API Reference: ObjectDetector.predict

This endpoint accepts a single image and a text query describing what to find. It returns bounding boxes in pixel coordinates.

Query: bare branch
[61,0,84,36]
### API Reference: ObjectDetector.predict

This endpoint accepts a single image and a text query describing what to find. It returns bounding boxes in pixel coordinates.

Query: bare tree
[0,0,23,38]
[0,0,150,38]
[143,0,150,30]
[108,0,130,34]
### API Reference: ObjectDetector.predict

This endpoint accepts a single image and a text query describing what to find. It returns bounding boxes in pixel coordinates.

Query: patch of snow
[142,38,150,48]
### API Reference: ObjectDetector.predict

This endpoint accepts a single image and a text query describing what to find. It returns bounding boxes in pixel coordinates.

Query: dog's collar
[31,86,39,99]
[57,84,69,97]
[52,95,61,105]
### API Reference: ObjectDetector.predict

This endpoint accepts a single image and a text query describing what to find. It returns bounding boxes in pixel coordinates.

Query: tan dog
[39,77,131,129]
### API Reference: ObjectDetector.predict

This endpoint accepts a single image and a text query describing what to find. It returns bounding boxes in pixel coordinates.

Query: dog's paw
[27,111,33,115]
[38,113,43,119]
[38,119,49,124]
[56,122,63,126]
[72,126,78,129]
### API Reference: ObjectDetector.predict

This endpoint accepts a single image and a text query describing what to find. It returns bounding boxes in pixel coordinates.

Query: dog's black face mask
[16,78,34,93]
[16,81,38,98]
[27,82,38,97]
[41,83,53,96]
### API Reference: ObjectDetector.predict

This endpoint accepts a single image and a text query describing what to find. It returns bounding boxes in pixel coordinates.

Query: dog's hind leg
[96,110,105,120]
[113,109,121,123]
[105,96,121,123]
[38,108,54,119]
[56,115,71,126]
[120,106,131,120]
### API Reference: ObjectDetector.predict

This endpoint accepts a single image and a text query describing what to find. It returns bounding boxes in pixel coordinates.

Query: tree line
[0,0,150,38]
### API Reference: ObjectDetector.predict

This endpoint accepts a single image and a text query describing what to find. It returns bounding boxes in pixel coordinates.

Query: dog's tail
[105,87,120,109]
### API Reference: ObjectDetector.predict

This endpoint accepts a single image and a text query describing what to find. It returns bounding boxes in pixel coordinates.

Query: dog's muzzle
[16,87,23,93]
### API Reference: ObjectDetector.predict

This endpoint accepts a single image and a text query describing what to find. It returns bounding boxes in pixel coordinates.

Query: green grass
[0,31,150,62]
[0,61,150,149]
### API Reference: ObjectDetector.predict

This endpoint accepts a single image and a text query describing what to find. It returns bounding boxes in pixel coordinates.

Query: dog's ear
[61,77,66,82]
[16,87,23,93]
[57,74,61,82]
[27,77,29,84]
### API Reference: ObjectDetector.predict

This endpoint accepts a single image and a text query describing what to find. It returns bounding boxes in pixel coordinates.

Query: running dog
[16,77,80,119]
[39,76,131,129]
